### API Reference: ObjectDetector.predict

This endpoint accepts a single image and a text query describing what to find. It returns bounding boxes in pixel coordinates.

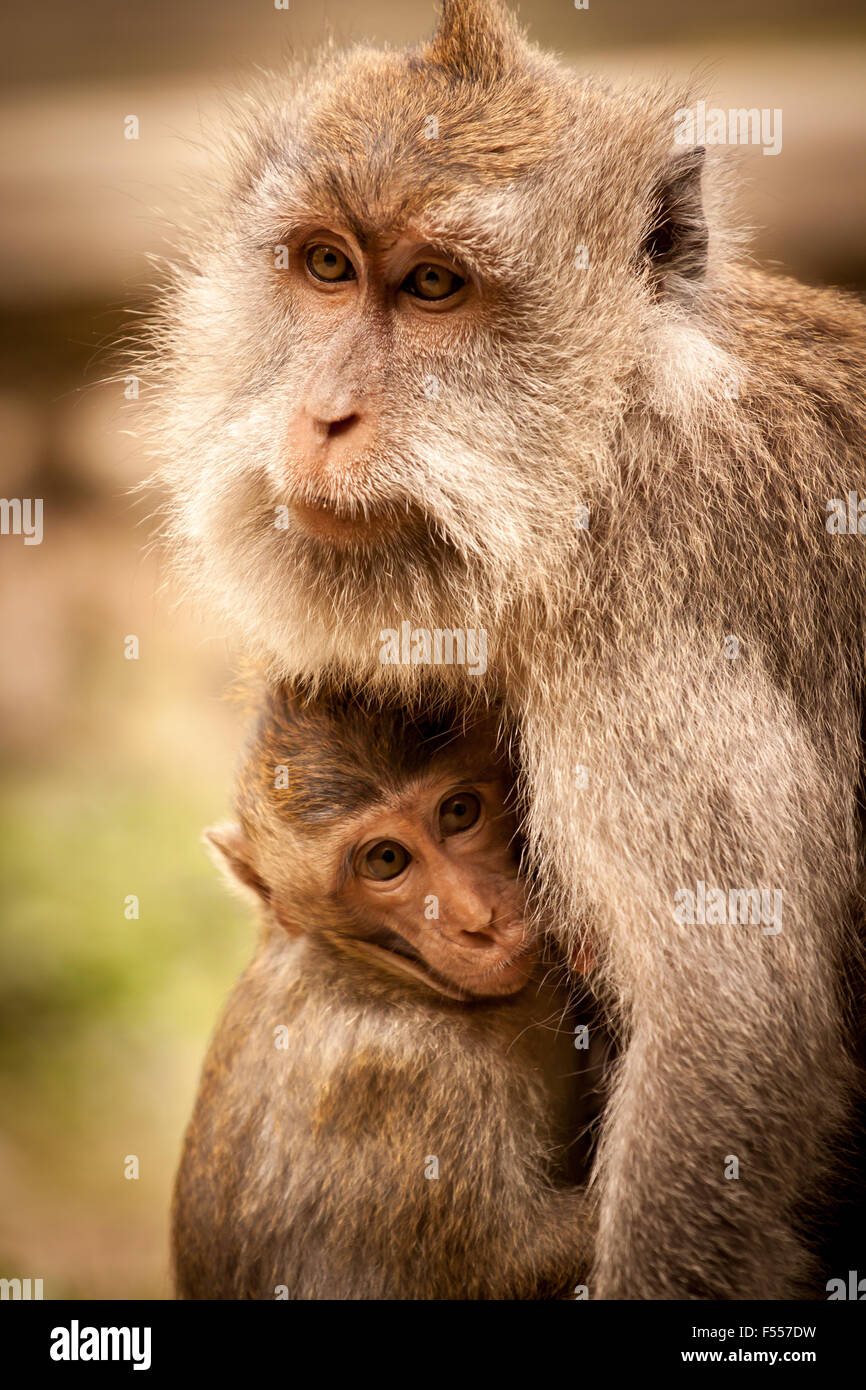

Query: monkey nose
[289,408,374,471]
[445,905,498,944]
[313,412,361,441]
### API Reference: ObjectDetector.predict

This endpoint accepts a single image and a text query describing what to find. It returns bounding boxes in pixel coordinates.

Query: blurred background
[0,0,863,1299]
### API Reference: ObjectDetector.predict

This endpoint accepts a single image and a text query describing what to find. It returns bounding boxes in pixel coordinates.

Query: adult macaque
[150,0,866,1296]
[173,687,603,1300]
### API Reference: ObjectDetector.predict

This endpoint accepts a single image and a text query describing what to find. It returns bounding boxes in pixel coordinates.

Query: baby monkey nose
[459,915,496,944]
[444,899,500,945]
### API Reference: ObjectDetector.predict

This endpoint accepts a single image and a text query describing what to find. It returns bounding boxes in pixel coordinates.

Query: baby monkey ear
[204,822,270,905]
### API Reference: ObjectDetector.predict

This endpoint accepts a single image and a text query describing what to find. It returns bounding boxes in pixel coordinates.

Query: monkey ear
[428,0,522,81]
[643,147,708,294]
[204,823,270,906]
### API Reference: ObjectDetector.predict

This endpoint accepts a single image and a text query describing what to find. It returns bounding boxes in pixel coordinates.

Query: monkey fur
[147,2,866,1298]
[173,688,602,1300]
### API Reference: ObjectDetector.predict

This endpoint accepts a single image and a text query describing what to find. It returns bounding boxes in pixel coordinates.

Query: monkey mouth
[350,926,535,1001]
[463,940,537,997]
[289,495,402,548]
[337,929,470,1002]
[363,925,426,968]
[288,492,432,551]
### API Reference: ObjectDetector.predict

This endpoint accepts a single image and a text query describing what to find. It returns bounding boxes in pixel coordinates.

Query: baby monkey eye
[306,245,356,282]
[402,263,465,301]
[362,840,411,880]
[439,791,481,836]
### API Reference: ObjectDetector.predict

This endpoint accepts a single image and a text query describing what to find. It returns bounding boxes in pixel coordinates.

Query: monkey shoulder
[718,265,866,415]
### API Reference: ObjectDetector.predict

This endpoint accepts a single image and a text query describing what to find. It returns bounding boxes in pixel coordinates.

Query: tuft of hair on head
[426,0,525,82]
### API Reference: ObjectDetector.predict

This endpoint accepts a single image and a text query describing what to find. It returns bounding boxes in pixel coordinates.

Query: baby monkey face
[337,769,534,999]
[209,696,538,1002]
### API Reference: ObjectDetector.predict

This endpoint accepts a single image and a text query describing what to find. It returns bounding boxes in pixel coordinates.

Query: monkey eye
[361,840,411,880]
[401,263,465,301]
[439,791,481,837]
[306,245,356,283]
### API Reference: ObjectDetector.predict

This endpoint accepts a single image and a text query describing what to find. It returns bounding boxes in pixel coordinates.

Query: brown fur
[173,690,602,1299]
[173,932,602,1299]
[147,2,866,1298]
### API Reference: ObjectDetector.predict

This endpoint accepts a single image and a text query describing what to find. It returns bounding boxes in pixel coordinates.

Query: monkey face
[210,691,536,999]
[157,197,583,691]
[208,761,535,1001]
[336,770,535,999]
[148,6,706,688]
[276,229,474,553]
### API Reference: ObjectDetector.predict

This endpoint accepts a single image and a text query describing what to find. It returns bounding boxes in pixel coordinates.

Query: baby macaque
[172,685,605,1300]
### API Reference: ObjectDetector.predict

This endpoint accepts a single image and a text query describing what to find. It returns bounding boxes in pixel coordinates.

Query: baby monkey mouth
[356,926,534,1001]
[366,925,425,964]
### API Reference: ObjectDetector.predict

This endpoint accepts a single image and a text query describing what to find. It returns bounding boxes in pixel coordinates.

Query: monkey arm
[521,640,859,1299]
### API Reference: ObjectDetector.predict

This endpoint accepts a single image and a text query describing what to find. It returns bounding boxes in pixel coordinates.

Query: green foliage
[0,768,250,1063]
[0,759,251,1297]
